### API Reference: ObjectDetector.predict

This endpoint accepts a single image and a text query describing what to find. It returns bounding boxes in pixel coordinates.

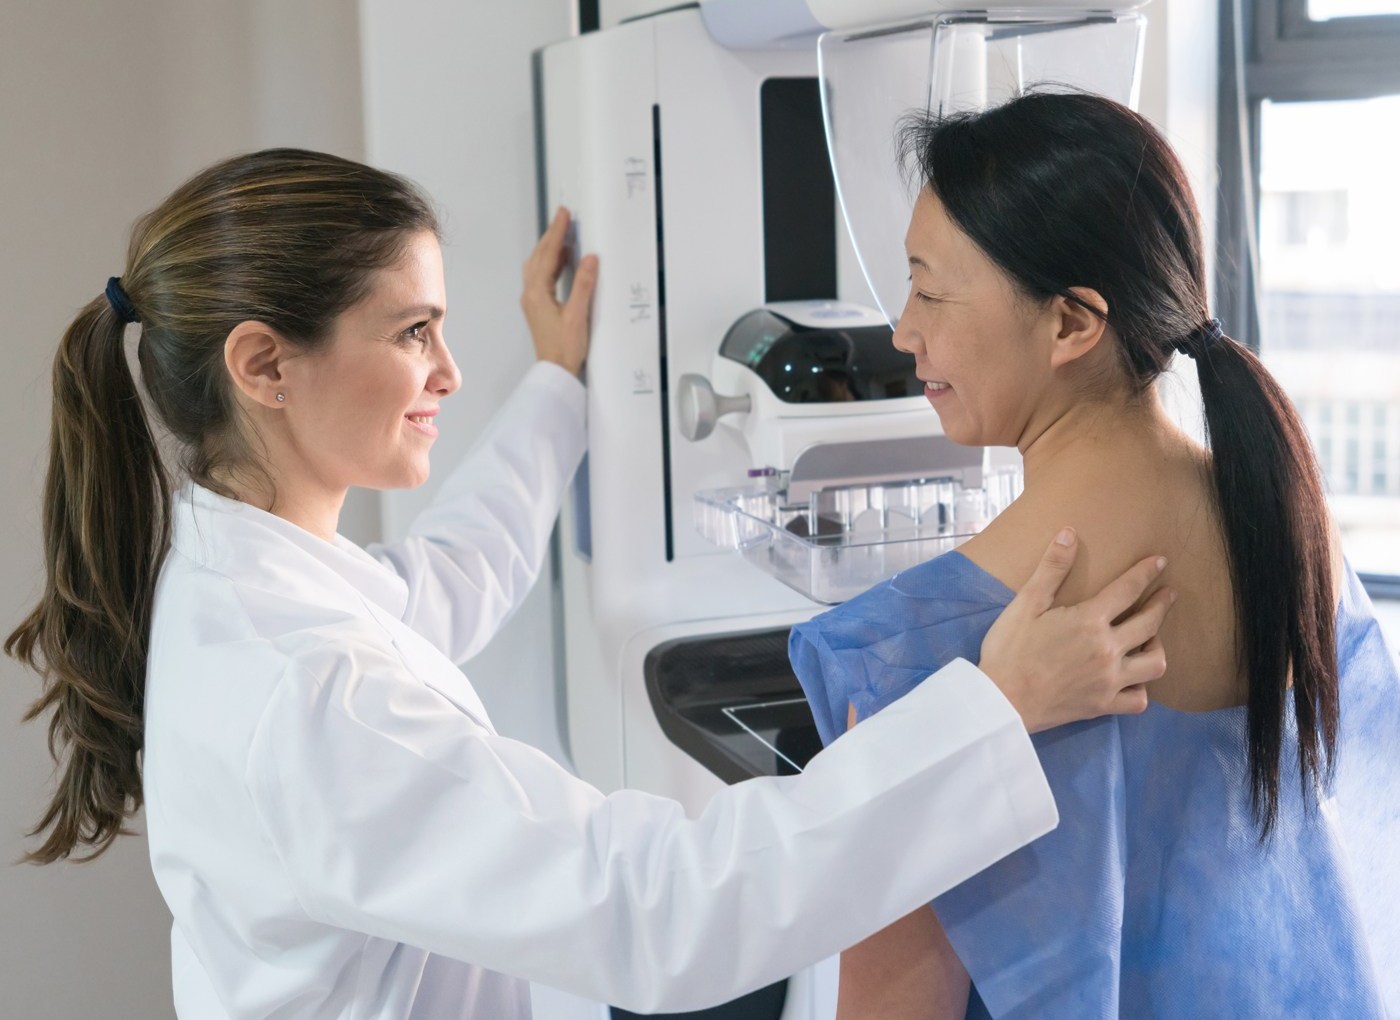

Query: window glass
[1258,96,1400,575]
[1308,0,1400,18]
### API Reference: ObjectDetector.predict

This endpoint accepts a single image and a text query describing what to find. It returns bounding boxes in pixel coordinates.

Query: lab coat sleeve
[245,649,1056,1014]
[366,360,586,663]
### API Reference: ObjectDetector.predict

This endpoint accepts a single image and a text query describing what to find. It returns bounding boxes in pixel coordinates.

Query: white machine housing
[539,7,946,811]
[535,5,1147,1016]
[538,0,1147,804]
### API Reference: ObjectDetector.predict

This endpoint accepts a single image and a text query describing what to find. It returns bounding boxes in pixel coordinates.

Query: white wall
[0,2,364,1015]
[357,10,596,1010]
[1137,0,1220,279]
[1137,0,1219,443]
[360,0,578,765]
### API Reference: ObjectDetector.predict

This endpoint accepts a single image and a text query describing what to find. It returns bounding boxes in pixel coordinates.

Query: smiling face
[276,230,460,494]
[892,188,1060,448]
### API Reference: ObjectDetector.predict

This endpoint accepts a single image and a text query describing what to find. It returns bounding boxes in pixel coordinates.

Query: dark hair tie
[1174,317,1224,358]
[105,276,140,325]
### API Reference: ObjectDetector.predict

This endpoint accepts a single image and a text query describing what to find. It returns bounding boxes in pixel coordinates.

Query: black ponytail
[1190,335,1336,834]
[901,90,1337,835]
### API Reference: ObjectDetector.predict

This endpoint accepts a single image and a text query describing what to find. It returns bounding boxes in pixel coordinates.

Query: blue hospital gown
[790,551,1400,1019]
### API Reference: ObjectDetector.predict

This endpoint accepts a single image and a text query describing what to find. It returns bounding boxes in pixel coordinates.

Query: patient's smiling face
[891,188,1061,449]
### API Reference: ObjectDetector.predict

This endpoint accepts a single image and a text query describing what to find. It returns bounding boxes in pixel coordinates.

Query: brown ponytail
[6,297,171,863]
[7,148,438,862]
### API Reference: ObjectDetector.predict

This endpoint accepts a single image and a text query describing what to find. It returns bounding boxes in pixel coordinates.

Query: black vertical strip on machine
[760,77,838,302]
[531,48,579,767]
[530,51,550,236]
[578,0,600,33]
[653,104,675,563]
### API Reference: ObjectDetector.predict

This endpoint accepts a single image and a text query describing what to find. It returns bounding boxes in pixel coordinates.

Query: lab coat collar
[173,483,411,622]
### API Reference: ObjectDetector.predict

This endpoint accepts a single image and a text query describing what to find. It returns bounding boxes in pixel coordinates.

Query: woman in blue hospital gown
[791,91,1400,1019]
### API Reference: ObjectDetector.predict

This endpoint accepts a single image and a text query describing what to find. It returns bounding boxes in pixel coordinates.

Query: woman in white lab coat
[6,149,1172,1018]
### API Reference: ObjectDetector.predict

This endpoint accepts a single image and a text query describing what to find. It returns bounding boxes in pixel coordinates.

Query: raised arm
[367,208,599,662]
[367,361,585,662]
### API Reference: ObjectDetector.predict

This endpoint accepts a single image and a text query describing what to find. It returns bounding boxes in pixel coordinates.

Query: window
[1308,1,1400,19]
[1219,0,1400,594]
[1373,403,1390,495]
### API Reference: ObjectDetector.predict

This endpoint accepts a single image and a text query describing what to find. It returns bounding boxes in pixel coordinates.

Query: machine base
[611,979,787,1020]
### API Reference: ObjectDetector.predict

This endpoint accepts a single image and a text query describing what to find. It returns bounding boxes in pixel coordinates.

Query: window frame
[1216,0,1400,595]
[1277,0,1400,48]
[1250,1,1400,99]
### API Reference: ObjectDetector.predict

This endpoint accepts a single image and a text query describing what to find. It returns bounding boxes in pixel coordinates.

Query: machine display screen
[719,308,920,403]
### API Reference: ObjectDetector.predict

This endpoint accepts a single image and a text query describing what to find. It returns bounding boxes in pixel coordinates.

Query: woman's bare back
[961,427,1246,712]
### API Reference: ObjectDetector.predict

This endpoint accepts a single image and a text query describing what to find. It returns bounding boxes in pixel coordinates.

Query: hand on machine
[521,207,598,378]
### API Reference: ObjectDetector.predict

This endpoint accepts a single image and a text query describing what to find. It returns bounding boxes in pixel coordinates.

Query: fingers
[523,207,571,288]
[1121,635,1167,686]
[1012,527,1080,617]
[1086,553,1168,623]
[1108,684,1150,716]
[519,210,596,376]
[562,255,598,327]
[1096,635,1165,718]
[1112,585,1176,652]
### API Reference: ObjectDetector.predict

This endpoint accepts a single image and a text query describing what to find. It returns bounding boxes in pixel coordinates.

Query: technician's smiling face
[891,188,1055,448]
[283,230,461,493]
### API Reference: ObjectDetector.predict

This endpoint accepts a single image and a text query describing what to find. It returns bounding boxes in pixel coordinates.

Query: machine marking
[624,156,648,198]
[628,281,652,322]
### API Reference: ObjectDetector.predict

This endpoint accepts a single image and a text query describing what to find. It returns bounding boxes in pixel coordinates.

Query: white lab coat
[142,361,1056,1019]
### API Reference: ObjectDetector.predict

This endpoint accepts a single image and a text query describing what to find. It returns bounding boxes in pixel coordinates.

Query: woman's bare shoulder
[957,497,1062,595]
[957,487,1122,608]
[957,456,1206,609]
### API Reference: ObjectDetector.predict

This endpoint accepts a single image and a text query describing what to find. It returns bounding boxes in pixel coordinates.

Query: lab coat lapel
[179,484,496,732]
[361,597,497,733]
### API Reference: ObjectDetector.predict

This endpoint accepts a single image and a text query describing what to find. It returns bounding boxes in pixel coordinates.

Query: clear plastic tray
[721,697,821,775]
[694,469,1021,604]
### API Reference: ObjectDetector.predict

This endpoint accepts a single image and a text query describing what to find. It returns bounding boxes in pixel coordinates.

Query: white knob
[677,374,750,442]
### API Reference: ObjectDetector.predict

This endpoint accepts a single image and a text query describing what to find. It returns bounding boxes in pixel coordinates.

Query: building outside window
[1219,0,1400,609]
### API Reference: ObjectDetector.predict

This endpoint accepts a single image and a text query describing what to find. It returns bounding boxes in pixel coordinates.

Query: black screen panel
[760,77,837,302]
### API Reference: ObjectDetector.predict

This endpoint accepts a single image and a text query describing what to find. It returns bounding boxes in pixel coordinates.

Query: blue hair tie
[105,276,140,325]
[1174,317,1224,358]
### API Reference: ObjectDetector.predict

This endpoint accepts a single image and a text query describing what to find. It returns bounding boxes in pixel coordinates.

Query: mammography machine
[535,3,1147,1016]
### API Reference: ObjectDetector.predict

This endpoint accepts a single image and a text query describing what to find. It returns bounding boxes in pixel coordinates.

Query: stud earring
[276,393,286,402]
